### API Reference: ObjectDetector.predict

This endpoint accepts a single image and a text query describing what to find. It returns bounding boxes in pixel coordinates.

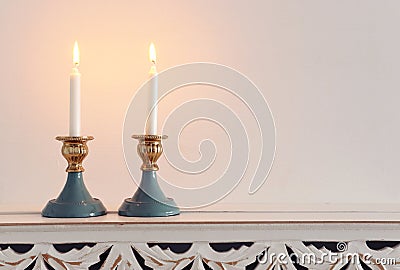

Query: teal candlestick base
[42,172,107,218]
[119,171,180,217]
[42,136,107,218]
[119,134,180,217]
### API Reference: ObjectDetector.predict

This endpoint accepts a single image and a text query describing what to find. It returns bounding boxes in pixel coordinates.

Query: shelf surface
[2,204,400,225]
[1,209,400,242]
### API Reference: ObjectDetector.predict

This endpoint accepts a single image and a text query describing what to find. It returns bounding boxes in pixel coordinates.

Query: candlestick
[118,135,180,217]
[42,136,107,218]
[69,41,81,136]
[145,43,158,135]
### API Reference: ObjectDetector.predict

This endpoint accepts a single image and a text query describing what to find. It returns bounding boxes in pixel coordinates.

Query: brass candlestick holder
[118,135,180,217]
[42,136,107,218]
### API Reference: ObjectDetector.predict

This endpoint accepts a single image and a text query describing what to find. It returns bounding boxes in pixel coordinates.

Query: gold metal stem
[132,135,167,171]
[56,136,94,172]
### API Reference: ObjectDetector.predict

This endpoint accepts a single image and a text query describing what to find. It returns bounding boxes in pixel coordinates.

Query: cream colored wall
[0,0,399,211]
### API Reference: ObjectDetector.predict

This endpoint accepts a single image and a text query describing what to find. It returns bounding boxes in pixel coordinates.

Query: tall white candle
[69,41,81,136]
[146,42,158,135]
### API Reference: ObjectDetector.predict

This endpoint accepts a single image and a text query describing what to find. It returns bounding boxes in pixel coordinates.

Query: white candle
[69,41,81,136]
[146,42,158,135]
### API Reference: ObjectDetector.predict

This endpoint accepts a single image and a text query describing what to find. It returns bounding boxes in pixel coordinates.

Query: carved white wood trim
[1,212,400,269]
[0,241,399,269]
[0,243,111,270]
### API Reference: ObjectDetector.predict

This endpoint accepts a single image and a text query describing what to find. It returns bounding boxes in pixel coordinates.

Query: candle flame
[73,41,80,66]
[149,42,156,64]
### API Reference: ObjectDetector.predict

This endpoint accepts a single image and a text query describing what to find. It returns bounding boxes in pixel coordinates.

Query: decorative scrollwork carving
[0,241,399,269]
[0,243,110,269]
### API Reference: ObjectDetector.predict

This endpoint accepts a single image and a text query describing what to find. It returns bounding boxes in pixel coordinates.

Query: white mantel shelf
[1,210,400,243]
[2,210,400,269]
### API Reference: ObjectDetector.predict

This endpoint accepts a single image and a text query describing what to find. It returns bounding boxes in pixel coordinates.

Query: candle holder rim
[56,136,94,142]
[132,134,167,140]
